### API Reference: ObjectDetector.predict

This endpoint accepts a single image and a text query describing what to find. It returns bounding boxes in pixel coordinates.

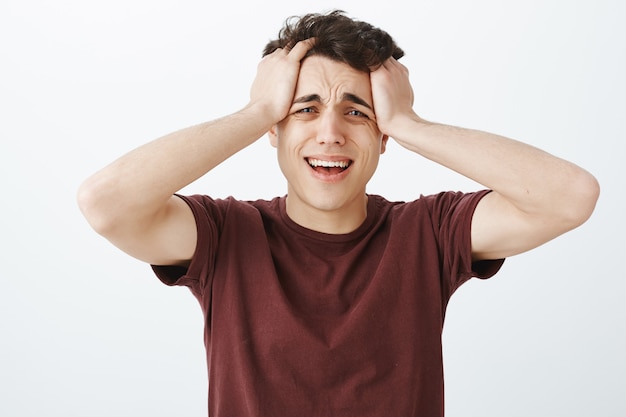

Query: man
[77,10,599,417]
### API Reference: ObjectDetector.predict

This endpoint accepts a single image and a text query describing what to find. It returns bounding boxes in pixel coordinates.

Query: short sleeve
[151,194,219,299]
[427,190,505,295]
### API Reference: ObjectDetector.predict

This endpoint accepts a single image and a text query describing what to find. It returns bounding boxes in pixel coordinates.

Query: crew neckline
[277,194,380,243]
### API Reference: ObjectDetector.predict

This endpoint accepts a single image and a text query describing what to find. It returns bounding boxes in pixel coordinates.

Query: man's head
[264,11,403,233]
[263,10,404,73]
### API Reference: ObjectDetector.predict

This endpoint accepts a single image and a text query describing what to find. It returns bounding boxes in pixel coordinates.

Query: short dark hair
[263,10,404,72]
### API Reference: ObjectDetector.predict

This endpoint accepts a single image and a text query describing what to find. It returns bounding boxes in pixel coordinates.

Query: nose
[316,111,346,145]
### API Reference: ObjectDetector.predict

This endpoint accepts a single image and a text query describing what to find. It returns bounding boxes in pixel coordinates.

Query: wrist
[379,112,427,142]
[240,101,284,131]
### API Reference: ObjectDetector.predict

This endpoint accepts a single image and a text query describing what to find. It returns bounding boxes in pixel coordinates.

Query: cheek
[365,134,385,153]
[272,133,300,168]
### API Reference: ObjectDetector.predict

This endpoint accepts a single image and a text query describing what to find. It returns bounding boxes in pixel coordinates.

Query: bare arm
[77,40,315,266]
[370,58,600,261]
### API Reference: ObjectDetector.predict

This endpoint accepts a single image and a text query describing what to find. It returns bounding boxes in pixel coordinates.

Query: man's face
[269,55,388,232]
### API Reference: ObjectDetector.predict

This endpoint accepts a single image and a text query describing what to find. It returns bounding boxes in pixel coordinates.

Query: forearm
[79,40,315,241]
[78,104,271,233]
[392,115,599,221]
[371,57,598,224]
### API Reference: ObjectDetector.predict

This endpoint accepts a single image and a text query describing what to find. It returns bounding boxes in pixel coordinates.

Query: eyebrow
[293,93,373,110]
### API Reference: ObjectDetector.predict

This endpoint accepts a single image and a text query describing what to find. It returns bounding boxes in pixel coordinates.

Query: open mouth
[306,158,352,175]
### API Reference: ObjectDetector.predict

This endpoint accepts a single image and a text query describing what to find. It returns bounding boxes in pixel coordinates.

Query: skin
[268,55,388,234]
[77,40,316,266]
[77,38,599,267]
[369,57,600,260]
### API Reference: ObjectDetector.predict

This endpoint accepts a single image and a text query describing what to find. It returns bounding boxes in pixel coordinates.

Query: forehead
[295,55,372,101]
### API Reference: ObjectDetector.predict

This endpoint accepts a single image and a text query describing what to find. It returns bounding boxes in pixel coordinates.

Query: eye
[291,106,319,119]
[347,109,369,118]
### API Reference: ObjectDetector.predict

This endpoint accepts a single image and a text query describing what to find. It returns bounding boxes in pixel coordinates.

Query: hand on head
[249,38,316,124]
[369,57,417,138]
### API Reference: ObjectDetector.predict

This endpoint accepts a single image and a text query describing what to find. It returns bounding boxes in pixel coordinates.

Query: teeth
[308,158,350,168]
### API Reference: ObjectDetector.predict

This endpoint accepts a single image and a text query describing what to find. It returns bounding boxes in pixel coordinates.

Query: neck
[285,194,369,234]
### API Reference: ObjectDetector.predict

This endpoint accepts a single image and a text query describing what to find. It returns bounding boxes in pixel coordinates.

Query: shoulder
[369,190,489,219]
[179,194,282,232]
[180,194,277,215]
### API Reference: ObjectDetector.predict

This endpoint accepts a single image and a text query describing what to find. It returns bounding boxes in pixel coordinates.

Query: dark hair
[263,10,404,72]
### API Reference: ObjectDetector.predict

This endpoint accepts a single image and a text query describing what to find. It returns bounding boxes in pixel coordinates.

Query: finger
[392,58,409,75]
[262,47,285,61]
[383,56,406,70]
[287,38,316,61]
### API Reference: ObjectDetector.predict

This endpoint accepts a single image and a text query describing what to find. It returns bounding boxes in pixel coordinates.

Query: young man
[77,10,599,417]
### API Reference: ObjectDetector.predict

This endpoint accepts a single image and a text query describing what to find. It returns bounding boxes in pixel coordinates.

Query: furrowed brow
[293,94,322,104]
[342,93,372,110]
[292,93,373,110]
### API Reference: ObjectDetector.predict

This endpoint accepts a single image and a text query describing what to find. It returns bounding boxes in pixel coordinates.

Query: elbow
[561,170,600,230]
[76,176,120,237]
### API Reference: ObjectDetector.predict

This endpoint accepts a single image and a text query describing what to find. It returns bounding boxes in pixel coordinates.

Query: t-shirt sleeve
[151,194,219,299]
[428,190,505,295]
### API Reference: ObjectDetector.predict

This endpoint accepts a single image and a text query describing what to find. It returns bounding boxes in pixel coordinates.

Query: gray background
[1,0,624,415]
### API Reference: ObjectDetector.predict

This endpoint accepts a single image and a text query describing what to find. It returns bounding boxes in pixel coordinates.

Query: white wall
[1,0,624,415]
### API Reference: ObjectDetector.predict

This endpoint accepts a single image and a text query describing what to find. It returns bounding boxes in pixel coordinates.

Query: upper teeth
[308,158,350,168]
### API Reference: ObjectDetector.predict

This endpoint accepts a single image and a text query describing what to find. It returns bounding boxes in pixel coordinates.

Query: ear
[268,124,279,148]
[379,134,389,154]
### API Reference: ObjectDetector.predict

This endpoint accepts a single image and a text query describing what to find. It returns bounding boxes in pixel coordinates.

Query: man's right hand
[248,39,316,124]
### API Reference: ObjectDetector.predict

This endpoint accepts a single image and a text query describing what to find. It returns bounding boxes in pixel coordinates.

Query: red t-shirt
[153,191,504,416]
